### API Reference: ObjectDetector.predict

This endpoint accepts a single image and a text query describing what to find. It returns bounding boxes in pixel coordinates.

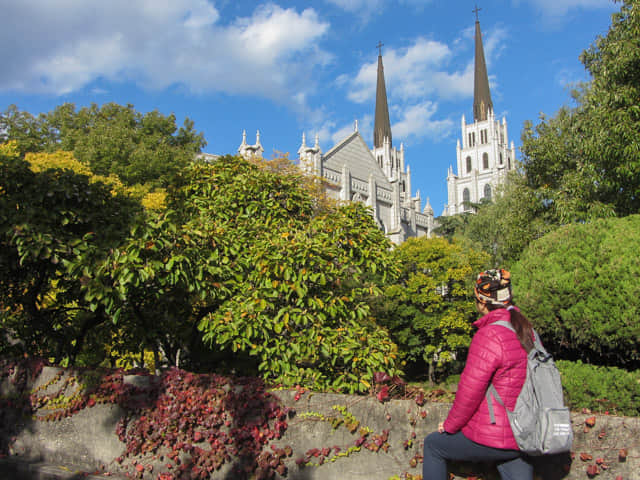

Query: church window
[482,152,489,169]
[468,132,476,147]
[499,152,503,165]
[484,184,492,201]
[463,188,470,210]
[401,181,406,193]
[480,129,488,144]
[508,156,511,169]
[466,156,472,173]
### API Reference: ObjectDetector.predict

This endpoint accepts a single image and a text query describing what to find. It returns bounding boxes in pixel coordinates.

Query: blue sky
[0,0,618,214]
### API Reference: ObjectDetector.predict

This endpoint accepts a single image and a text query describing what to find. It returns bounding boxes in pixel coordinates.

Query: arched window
[508,157,511,169]
[466,156,472,173]
[484,184,492,201]
[462,188,470,210]
[482,152,489,170]
[499,153,503,165]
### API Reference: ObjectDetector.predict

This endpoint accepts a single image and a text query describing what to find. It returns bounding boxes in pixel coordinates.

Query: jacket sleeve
[443,328,503,433]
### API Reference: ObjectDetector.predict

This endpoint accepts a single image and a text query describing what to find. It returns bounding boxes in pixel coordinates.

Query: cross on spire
[473,5,482,21]
[376,41,384,56]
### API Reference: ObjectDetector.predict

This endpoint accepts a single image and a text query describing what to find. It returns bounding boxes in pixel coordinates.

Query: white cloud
[518,0,613,18]
[0,0,330,108]
[339,25,507,144]
[324,0,386,13]
[347,25,507,104]
[323,0,433,24]
[324,0,433,14]
[347,38,459,104]
[392,101,454,141]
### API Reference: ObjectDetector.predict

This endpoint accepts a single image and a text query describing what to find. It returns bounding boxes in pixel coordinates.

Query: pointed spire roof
[473,14,493,122]
[374,42,392,149]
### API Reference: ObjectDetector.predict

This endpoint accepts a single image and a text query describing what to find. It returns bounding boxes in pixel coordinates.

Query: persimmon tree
[373,236,489,384]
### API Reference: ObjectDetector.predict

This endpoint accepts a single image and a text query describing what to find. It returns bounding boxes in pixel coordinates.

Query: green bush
[557,360,640,416]
[512,215,640,368]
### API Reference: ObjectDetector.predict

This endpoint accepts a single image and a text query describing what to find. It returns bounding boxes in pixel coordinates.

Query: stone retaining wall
[1,364,638,479]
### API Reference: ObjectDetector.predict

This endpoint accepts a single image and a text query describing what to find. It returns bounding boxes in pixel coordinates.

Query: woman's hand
[438,422,445,433]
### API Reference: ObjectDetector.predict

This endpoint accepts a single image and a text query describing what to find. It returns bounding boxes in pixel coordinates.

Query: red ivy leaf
[373,372,391,384]
[376,386,389,403]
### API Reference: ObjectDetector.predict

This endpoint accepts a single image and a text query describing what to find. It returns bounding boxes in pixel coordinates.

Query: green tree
[459,173,554,268]
[0,106,49,155]
[521,0,640,219]
[186,157,401,392]
[434,173,552,269]
[0,155,140,363]
[512,214,640,369]
[77,156,402,392]
[1,103,206,186]
[374,236,489,384]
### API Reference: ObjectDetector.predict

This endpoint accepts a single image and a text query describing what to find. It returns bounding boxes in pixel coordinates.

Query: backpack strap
[486,384,505,424]
[485,320,530,424]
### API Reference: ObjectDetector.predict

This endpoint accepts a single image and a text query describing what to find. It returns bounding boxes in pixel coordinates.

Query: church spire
[373,41,392,149]
[473,9,493,122]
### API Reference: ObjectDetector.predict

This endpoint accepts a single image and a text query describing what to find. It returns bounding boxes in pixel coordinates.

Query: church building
[238,47,435,245]
[444,16,516,216]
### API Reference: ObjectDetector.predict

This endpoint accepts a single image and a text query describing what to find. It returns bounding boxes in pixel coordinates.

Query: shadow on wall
[0,357,38,459]
[447,454,572,480]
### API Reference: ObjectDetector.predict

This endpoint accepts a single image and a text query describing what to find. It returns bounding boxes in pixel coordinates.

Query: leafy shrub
[512,215,640,368]
[557,360,640,416]
[374,236,489,384]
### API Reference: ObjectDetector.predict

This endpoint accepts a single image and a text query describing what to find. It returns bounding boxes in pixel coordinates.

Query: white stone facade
[296,127,434,245]
[444,110,516,216]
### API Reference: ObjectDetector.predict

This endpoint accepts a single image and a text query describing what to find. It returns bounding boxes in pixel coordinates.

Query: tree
[1,103,206,187]
[458,173,555,268]
[511,214,640,369]
[520,0,640,219]
[184,157,401,392]
[76,156,402,392]
[373,236,489,384]
[0,106,49,155]
[0,155,140,363]
[434,173,553,269]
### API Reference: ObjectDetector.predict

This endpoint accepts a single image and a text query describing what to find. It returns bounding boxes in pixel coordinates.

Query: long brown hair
[486,303,535,353]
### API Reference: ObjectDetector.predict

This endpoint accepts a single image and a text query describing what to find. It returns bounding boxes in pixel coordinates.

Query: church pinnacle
[373,42,392,149]
[473,8,493,122]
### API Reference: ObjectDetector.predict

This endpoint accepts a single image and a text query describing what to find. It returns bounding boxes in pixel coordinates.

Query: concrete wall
[1,365,639,480]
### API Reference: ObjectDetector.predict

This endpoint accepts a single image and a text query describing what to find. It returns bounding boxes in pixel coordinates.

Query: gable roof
[322,131,390,187]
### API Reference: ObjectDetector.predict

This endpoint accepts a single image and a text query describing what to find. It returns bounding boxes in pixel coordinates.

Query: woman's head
[474,268,535,352]
[474,268,512,307]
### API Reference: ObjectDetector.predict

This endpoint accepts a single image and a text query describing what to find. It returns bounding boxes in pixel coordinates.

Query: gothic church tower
[293,45,433,243]
[444,14,516,216]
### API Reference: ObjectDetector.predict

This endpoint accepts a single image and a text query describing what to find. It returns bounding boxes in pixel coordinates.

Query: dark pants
[422,431,533,480]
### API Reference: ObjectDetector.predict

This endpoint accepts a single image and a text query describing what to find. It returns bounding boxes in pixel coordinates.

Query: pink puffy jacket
[442,308,528,450]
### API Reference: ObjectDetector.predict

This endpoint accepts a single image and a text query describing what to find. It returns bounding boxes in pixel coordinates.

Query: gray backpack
[486,321,573,456]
